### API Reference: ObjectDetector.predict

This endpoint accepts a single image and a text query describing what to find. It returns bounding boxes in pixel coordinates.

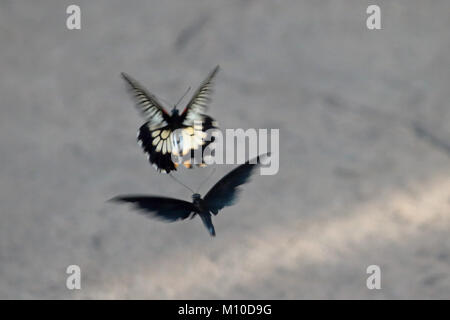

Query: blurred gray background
[1,0,450,299]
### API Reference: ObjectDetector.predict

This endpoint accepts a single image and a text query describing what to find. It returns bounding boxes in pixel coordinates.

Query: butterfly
[121,66,219,173]
[110,154,268,237]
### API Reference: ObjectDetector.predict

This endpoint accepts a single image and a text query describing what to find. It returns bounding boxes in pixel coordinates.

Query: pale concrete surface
[0,0,450,299]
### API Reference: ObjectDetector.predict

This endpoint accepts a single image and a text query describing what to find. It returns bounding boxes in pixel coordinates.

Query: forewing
[204,156,262,215]
[181,65,219,125]
[111,195,196,222]
[121,72,169,129]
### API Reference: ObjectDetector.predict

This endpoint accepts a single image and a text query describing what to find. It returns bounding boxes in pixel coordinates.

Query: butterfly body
[122,66,220,173]
[110,154,268,237]
[186,194,214,236]
[191,193,206,212]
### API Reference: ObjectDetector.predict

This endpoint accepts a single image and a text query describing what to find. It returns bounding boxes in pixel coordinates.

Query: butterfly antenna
[195,167,216,193]
[155,94,174,108]
[173,86,191,111]
[169,173,195,194]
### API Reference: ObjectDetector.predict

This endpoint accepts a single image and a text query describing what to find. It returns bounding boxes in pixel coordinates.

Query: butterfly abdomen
[199,213,216,237]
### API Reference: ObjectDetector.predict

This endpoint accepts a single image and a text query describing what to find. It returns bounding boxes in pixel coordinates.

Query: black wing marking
[110,195,197,222]
[203,154,267,215]
[181,65,219,125]
[138,123,176,173]
[121,72,170,129]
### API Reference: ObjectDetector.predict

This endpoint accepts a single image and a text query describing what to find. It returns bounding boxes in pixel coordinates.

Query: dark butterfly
[121,66,219,173]
[110,154,268,237]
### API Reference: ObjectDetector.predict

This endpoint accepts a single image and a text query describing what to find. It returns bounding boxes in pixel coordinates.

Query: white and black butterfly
[110,154,268,237]
[121,66,219,173]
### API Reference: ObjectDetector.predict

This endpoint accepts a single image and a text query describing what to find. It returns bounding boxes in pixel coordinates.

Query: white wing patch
[147,127,174,155]
[171,124,208,157]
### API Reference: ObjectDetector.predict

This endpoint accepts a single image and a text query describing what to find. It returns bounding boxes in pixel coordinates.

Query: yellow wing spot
[152,136,160,146]
[162,141,167,155]
[184,127,194,136]
[161,130,170,139]
[151,130,161,138]
[167,140,172,153]
[156,140,163,152]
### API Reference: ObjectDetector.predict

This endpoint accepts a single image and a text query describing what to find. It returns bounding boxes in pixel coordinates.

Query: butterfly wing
[110,195,197,222]
[121,73,177,173]
[203,154,265,215]
[177,66,219,168]
[180,65,219,125]
[121,72,170,129]
[138,123,176,173]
